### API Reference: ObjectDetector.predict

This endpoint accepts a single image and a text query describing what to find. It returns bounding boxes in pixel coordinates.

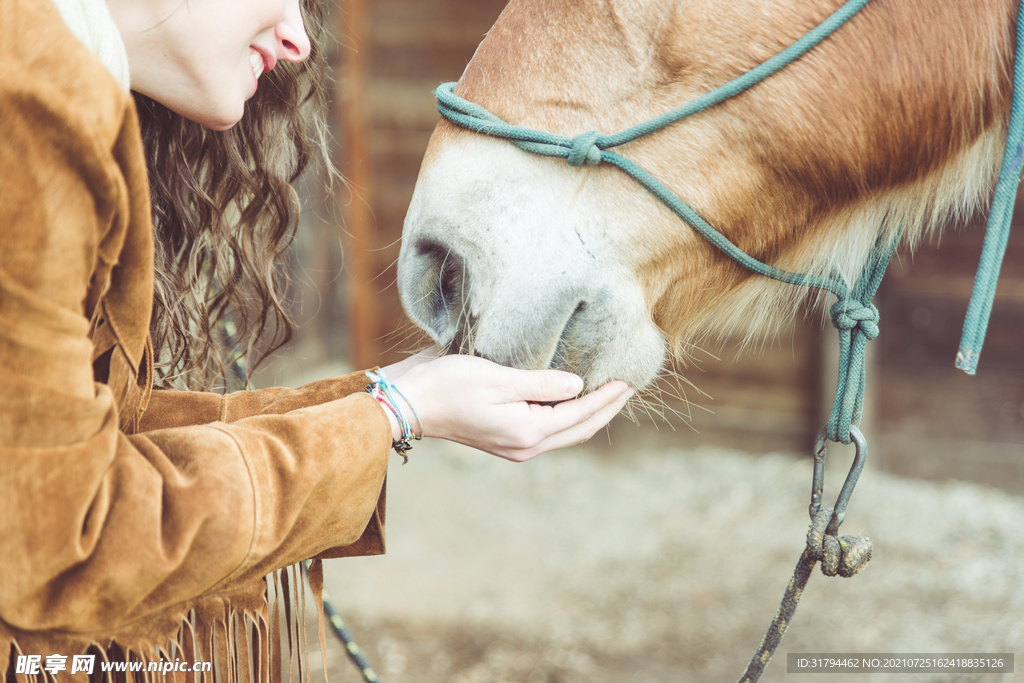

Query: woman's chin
[171,98,245,131]
[134,83,245,131]
[204,118,241,132]
[199,106,245,131]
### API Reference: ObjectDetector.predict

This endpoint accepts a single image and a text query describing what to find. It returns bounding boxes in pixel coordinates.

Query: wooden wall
[313,0,1023,493]
[876,215,1024,491]
[333,0,511,369]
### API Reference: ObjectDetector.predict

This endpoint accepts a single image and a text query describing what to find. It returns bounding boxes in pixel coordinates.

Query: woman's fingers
[423,354,584,404]
[524,379,631,433]
[494,381,633,461]
[496,366,585,403]
[389,354,633,459]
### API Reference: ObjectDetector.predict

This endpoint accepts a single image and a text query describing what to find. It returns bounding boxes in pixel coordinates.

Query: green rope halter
[435,0,879,445]
[434,0,1020,442]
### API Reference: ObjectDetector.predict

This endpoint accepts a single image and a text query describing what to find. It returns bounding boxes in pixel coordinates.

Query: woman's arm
[140,349,634,461]
[136,371,377,431]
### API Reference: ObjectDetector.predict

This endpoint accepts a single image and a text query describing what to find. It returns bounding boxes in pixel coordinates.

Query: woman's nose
[275,0,311,63]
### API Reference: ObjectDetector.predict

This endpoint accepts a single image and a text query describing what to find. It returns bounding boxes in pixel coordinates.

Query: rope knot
[830,299,879,339]
[806,508,873,577]
[567,130,603,167]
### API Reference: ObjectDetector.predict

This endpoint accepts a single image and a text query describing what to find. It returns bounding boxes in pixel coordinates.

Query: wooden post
[336,0,378,370]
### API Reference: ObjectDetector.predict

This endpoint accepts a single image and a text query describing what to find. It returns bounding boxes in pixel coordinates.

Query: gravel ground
[304,430,1023,683]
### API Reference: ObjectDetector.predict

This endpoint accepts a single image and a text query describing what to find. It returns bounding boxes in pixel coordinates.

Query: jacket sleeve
[138,374,392,562]
[137,372,377,432]
[0,35,391,634]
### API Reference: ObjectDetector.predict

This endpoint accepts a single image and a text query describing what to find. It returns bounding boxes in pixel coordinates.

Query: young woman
[0,0,633,677]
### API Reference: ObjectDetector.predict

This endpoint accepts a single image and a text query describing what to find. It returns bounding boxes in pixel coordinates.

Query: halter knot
[830,300,879,339]
[566,131,603,167]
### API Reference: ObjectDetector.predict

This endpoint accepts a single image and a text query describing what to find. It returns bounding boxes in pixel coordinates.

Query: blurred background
[255,0,1024,680]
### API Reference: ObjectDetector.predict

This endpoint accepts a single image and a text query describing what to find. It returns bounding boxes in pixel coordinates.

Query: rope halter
[435,0,889,447]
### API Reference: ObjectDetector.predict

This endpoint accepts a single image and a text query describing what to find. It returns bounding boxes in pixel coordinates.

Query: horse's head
[398,0,1008,391]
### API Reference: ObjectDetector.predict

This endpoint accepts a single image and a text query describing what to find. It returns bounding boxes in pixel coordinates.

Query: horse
[396,0,1013,394]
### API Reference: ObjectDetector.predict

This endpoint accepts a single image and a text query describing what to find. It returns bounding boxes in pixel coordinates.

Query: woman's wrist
[390,383,424,438]
[379,401,402,442]
[365,368,425,460]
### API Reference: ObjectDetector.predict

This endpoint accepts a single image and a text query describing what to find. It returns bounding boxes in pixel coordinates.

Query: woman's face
[109,0,311,130]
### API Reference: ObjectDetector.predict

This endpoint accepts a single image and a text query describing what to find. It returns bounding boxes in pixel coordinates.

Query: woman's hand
[380,350,633,462]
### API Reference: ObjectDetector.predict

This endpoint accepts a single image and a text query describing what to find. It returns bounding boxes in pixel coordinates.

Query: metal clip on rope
[737,427,873,683]
[810,426,866,537]
[808,426,873,574]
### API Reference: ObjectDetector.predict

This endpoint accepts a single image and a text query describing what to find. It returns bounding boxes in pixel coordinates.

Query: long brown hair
[134,0,333,390]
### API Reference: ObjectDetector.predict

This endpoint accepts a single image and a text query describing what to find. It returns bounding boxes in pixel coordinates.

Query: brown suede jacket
[0,0,391,677]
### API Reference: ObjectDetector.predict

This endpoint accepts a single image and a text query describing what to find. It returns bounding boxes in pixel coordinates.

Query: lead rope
[433,0,1021,677]
[736,427,873,683]
[956,0,1024,374]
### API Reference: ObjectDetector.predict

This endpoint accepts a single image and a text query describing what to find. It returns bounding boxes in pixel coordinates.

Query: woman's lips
[249,46,277,80]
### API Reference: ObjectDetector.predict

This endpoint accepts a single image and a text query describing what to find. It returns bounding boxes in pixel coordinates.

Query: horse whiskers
[658,362,713,400]
[626,389,703,432]
[614,353,715,431]
[450,303,478,357]
[379,319,432,360]
[631,390,694,432]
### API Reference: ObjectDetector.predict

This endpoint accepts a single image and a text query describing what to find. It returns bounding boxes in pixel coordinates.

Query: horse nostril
[551,301,588,372]
[410,238,468,342]
[437,257,460,313]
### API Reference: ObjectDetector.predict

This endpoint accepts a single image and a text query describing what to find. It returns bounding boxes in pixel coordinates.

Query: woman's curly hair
[134,0,332,390]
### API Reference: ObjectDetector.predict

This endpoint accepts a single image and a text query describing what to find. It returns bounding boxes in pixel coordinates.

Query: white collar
[51,0,130,91]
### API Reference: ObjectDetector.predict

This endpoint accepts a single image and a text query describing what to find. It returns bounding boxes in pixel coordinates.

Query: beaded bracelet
[365,369,422,462]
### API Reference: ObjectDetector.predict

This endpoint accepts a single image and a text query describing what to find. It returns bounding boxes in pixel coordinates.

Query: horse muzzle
[397,134,667,390]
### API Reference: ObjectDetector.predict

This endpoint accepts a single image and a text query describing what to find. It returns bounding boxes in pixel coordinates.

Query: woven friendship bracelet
[365,369,422,462]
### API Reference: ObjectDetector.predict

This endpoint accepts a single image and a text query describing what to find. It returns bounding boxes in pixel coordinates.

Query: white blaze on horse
[397,0,1013,392]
